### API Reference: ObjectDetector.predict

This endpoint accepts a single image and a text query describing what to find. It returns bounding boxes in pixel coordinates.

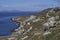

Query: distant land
[0,11,36,17]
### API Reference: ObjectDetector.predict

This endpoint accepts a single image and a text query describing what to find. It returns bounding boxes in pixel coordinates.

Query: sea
[0,11,36,36]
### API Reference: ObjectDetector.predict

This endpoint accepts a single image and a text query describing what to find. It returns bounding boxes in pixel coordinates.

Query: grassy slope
[12,7,60,40]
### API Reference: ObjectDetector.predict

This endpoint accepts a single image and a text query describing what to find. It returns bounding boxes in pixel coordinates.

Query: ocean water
[0,11,36,36]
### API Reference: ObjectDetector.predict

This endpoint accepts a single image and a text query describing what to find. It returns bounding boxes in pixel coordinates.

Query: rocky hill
[0,7,60,40]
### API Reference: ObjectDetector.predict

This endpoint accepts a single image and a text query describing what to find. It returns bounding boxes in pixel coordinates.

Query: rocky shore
[0,7,60,40]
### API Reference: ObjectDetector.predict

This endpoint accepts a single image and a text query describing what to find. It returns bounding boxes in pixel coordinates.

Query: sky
[0,0,60,11]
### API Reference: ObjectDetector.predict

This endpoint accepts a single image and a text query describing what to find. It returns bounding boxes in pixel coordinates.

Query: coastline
[11,17,21,32]
[0,7,60,40]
